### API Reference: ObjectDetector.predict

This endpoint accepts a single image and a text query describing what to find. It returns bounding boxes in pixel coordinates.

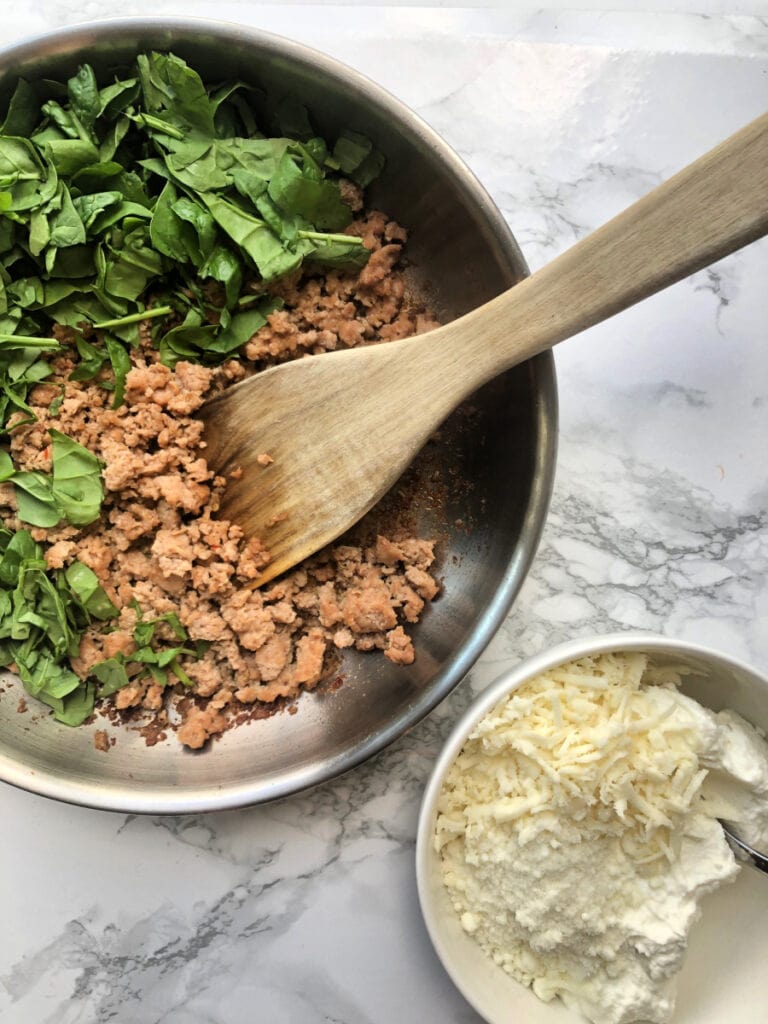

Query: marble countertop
[1,6,767,1023]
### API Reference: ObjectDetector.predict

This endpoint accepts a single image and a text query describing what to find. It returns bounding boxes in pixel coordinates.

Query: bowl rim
[415,631,768,1022]
[0,16,558,813]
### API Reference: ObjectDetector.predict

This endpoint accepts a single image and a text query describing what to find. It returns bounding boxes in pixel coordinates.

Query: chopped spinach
[90,602,209,696]
[0,528,117,725]
[0,52,384,726]
[0,49,381,397]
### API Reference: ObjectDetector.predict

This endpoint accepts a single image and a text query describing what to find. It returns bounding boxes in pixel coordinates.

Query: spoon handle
[453,111,768,382]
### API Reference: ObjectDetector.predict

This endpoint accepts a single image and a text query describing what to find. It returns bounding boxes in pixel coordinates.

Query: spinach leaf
[39,679,96,727]
[99,116,132,163]
[211,81,260,138]
[273,96,315,141]
[200,244,243,312]
[0,78,38,136]
[267,149,351,231]
[210,299,283,357]
[0,218,14,254]
[64,560,118,619]
[137,51,216,138]
[201,192,304,281]
[73,190,123,231]
[103,332,131,407]
[89,200,153,236]
[44,137,100,177]
[0,450,11,478]
[4,429,104,528]
[165,136,288,196]
[12,471,61,527]
[68,333,110,382]
[0,527,41,583]
[332,129,386,188]
[67,64,100,140]
[0,136,57,212]
[100,223,165,302]
[38,99,81,140]
[45,244,96,281]
[0,344,56,432]
[48,428,104,525]
[158,309,217,368]
[172,197,217,255]
[97,77,140,121]
[89,657,130,697]
[46,182,87,251]
[150,181,215,267]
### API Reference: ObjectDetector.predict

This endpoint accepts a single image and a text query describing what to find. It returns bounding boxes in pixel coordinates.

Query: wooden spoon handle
[452,111,768,382]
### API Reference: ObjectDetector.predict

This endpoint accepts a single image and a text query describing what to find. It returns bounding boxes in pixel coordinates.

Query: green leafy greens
[0,429,104,528]
[0,529,117,725]
[0,52,384,726]
[89,602,209,698]
[0,50,381,375]
[0,532,205,724]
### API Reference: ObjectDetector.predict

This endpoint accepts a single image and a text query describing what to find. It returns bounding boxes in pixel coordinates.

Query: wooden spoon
[202,112,768,586]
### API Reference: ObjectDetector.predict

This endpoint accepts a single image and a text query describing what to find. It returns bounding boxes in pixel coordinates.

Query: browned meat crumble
[94,729,110,752]
[1,208,442,749]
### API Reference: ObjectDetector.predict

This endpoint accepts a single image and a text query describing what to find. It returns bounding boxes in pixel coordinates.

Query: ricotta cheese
[435,651,768,1024]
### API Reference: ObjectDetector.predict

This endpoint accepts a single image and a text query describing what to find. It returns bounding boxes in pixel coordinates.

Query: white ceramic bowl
[416,633,768,1024]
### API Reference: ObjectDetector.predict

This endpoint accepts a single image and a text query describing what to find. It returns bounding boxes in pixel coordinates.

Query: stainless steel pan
[0,19,557,811]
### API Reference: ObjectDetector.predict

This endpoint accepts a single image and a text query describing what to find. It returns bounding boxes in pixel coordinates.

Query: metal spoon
[202,111,768,587]
[721,822,768,874]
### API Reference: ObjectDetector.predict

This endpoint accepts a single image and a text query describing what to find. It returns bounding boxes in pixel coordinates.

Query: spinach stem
[296,230,365,245]
[0,335,61,348]
[135,113,185,140]
[237,294,263,308]
[93,306,173,329]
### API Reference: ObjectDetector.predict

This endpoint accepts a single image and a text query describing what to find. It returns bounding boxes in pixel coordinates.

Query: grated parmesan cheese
[436,651,768,1024]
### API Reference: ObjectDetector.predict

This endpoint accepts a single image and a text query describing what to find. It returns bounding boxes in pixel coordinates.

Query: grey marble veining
[1,6,767,1023]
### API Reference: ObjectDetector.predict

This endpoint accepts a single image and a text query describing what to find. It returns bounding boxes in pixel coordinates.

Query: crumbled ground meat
[243,211,440,360]
[0,210,441,749]
[94,729,110,752]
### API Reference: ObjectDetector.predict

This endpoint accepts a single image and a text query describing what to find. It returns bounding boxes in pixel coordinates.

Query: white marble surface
[1,6,768,1023]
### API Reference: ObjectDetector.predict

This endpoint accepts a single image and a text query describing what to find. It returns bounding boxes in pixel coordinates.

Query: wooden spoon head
[201,341,440,586]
